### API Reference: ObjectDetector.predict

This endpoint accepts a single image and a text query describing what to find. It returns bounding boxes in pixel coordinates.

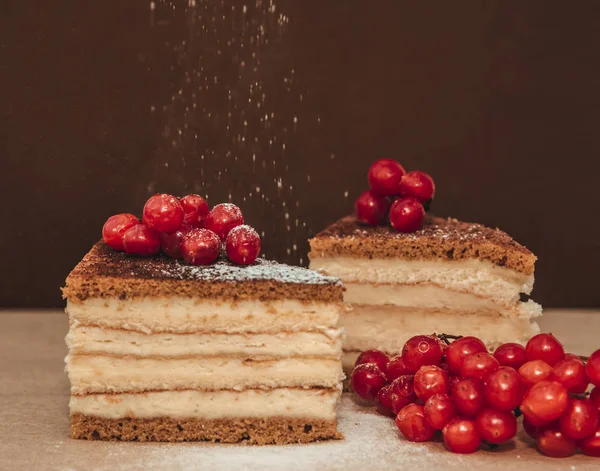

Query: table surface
[1,309,599,471]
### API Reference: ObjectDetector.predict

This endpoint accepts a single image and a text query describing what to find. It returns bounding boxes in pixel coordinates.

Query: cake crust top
[309,215,536,275]
[64,242,343,303]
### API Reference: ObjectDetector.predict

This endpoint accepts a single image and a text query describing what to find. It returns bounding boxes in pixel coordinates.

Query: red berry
[443,417,481,454]
[518,360,552,388]
[446,336,487,375]
[536,425,577,458]
[350,363,387,401]
[551,358,588,392]
[376,384,395,417]
[180,228,221,266]
[180,194,209,228]
[586,349,600,386]
[398,170,435,203]
[525,333,565,367]
[424,393,456,430]
[159,224,192,259]
[447,375,462,391]
[484,366,525,412]
[521,380,569,423]
[591,387,600,412]
[367,159,405,196]
[122,224,161,256]
[386,355,412,382]
[205,203,244,241]
[142,194,184,234]
[460,352,499,382]
[389,375,418,414]
[493,343,527,370]
[559,398,599,440]
[475,408,517,444]
[523,417,554,439]
[354,191,390,226]
[355,350,390,377]
[395,403,435,442]
[452,379,485,417]
[389,196,425,233]
[225,225,261,265]
[102,213,140,251]
[414,365,448,401]
[401,335,443,373]
[579,425,600,457]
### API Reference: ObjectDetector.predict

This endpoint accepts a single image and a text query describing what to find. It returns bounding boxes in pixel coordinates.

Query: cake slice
[309,215,542,374]
[63,241,344,444]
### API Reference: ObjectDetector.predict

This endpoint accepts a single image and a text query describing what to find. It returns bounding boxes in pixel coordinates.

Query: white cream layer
[66,298,340,334]
[66,325,343,358]
[66,355,344,395]
[70,388,341,420]
[344,283,518,311]
[309,257,533,304]
[341,303,540,354]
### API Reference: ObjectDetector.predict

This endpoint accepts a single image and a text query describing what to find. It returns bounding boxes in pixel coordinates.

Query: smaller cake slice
[309,215,542,374]
[63,242,345,444]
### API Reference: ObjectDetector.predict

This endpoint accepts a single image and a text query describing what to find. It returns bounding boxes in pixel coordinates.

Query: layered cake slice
[63,241,344,444]
[309,215,542,373]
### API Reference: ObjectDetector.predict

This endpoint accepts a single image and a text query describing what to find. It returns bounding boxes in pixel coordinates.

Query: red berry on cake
[389,196,425,233]
[225,225,261,265]
[354,191,390,226]
[205,203,244,241]
[180,194,210,228]
[398,170,435,203]
[102,213,140,251]
[122,224,161,256]
[367,159,405,196]
[159,224,192,259]
[142,193,185,234]
[180,228,221,266]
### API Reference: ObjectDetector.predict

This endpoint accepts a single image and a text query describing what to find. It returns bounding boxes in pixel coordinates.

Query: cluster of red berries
[351,333,600,457]
[355,159,435,233]
[102,194,261,266]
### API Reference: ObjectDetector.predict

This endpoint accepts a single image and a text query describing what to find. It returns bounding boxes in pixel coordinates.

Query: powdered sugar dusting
[161,256,340,285]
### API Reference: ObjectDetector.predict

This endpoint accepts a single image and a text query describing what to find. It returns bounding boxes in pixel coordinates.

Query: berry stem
[436,333,464,345]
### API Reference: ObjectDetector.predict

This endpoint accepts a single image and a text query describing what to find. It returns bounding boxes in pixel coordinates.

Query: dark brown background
[1,0,599,308]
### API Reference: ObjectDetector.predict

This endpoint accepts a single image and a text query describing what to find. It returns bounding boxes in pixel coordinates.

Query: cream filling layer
[66,298,340,334]
[344,283,517,311]
[66,326,343,358]
[66,355,344,395]
[341,303,541,354]
[69,388,341,420]
[309,257,533,304]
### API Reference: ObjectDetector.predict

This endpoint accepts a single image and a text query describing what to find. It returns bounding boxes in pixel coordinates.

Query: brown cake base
[71,415,342,445]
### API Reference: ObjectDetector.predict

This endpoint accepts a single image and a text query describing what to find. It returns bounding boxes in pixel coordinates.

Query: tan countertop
[1,309,599,470]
